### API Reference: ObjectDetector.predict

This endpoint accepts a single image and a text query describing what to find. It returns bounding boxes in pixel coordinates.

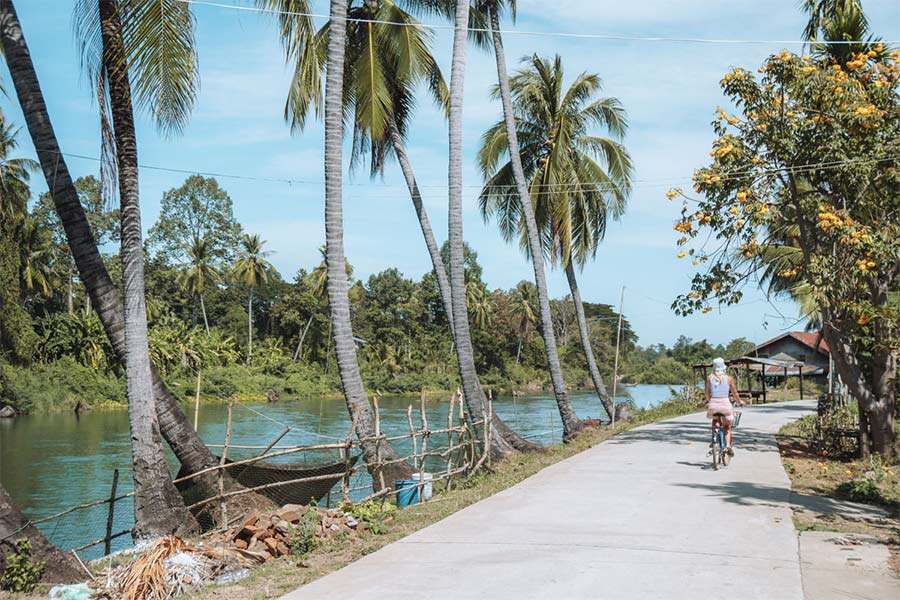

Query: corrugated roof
[755,331,830,356]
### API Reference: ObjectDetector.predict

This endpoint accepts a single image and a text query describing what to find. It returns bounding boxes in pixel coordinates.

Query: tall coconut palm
[179,236,220,335]
[318,0,414,485]
[0,0,263,518]
[0,114,36,219]
[445,0,530,457]
[476,0,582,438]
[510,280,537,364]
[478,54,633,421]
[801,0,878,63]
[19,217,54,298]
[232,233,273,362]
[94,0,197,537]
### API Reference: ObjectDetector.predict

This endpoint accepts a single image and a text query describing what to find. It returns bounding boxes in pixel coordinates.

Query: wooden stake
[373,394,386,491]
[103,469,119,556]
[342,407,359,504]
[446,392,455,491]
[193,370,202,431]
[407,404,418,471]
[419,389,428,502]
[219,400,233,525]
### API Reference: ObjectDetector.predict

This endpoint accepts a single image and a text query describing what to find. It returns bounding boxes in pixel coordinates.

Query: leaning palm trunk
[0,485,82,584]
[388,118,455,337]
[565,260,613,421]
[324,0,413,487]
[0,0,270,521]
[200,292,210,335]
[99,0,197,538]
[488,5,582,439]
[247,289,253,362]
[447,0,539,456]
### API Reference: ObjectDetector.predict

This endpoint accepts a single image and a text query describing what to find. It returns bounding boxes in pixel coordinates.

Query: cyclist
[705,357,741,455]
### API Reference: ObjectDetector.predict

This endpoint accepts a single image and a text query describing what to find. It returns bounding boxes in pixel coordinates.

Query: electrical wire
[176,0,900,46]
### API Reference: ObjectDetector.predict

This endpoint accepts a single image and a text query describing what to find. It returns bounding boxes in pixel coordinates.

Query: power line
[45,148,900,196]
[176,0,900,46]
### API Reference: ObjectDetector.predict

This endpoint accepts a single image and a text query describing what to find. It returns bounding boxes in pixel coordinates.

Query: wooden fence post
[418,389,428,502]
[219,400,234,525]
[103,469,119,556]
[373,395,386,491]
[193,370,202,431]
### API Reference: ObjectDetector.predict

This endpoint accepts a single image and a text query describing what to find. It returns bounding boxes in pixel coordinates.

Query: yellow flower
[845,470,852,475]
[677,251,686,258]
[727,117,739,125]
[702,306,713,314]
[665,189,678,200]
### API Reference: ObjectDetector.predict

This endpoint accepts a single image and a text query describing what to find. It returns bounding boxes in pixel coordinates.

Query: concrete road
[281,401,816,600]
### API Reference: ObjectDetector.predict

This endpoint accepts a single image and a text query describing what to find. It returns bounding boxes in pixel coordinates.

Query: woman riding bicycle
[705,357,741,455]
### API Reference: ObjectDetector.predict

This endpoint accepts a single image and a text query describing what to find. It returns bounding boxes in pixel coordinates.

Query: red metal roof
[755,331,830,356]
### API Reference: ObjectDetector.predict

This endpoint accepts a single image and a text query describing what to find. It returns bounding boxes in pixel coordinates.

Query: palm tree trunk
[388,118,455,337]
[0,484,82,584]
[488,5,582,439]
[447,0,538,456]
[99,0,197,538]
[564,260,613,421]
[200,292,210,335]
[293,314,314,361]
[324,0,412,487]
[0,0,267,520]
[247,288,253,362]
[66,263,74,314]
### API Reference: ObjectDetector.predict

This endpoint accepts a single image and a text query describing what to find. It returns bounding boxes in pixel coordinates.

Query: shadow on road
[673,480,791,509]
[608,420,779,453]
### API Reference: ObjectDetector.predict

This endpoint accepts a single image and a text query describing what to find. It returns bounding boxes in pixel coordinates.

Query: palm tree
[445,0,538,456]
[19,217,54,298]
[316,0,414,486]
[801,0,878,63]
[0,114,36,219]
[0,484,83,584]
[510,281,537,364]
[476,0,583,438]
[478,54,633,421]
[92,0,198,537]
[232,233,274,362]
[0,0,265,518]
[178,236,220,335]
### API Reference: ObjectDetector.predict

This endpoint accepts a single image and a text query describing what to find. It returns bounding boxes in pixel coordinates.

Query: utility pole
[611,286,625,428]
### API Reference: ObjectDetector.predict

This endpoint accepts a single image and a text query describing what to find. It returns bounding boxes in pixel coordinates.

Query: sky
[4,0,900,348]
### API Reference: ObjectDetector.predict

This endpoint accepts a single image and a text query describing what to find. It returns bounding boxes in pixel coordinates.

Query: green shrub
[0,358,123,413]
[835,477,884,505]
[1,538,45,593]
[341,500,396,535]
[287,510,320,558]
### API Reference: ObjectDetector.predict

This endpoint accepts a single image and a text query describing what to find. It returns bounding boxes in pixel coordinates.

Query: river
[0,384,679,559]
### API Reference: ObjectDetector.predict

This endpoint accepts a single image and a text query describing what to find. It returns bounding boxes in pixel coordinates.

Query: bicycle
[708,403,742,470]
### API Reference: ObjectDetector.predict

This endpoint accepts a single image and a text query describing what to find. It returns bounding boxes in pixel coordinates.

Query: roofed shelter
[692,331,831,403]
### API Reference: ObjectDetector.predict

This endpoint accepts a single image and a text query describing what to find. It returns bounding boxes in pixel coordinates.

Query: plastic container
[412,472,433,501]
[394,479,419,507]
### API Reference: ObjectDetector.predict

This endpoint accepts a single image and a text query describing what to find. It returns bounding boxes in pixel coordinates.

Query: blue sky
[5,1,900,347]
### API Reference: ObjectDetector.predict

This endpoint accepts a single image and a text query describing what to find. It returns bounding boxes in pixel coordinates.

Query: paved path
[282,401,816,600]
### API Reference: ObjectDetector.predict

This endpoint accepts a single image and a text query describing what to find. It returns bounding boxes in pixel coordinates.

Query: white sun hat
[712,357,727,373]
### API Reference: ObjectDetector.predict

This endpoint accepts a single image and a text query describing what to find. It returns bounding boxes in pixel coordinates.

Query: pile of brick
[229,504,361,560]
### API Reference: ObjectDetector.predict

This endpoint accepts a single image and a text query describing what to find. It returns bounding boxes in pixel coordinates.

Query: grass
[777,413,900,578]
[186,396,703,600]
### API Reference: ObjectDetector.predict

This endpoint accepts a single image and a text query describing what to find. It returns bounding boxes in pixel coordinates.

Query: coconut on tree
[478,54,633,422]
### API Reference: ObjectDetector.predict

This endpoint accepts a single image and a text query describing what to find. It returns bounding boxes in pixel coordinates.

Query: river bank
[0,386,684,561]
[0,359,680,415]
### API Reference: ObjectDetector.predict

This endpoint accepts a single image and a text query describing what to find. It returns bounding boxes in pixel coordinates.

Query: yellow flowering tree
[669,46,900,458]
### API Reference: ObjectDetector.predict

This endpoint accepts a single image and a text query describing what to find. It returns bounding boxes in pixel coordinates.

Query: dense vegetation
[0,170,754,413]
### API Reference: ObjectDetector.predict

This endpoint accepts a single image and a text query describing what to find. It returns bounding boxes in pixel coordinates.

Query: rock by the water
[614,402,634,423]
[265,389,280,403]
[0,405,15,418]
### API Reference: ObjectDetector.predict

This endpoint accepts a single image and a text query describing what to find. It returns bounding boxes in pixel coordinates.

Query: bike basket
[732,410,742,428]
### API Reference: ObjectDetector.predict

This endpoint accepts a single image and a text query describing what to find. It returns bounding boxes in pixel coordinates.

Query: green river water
[0,385,678,559]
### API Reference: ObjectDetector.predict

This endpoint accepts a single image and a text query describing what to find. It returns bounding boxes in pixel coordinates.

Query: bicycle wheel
[711,430,719,470]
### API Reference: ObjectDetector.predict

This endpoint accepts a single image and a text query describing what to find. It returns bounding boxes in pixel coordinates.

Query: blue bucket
[394,479,419,508]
